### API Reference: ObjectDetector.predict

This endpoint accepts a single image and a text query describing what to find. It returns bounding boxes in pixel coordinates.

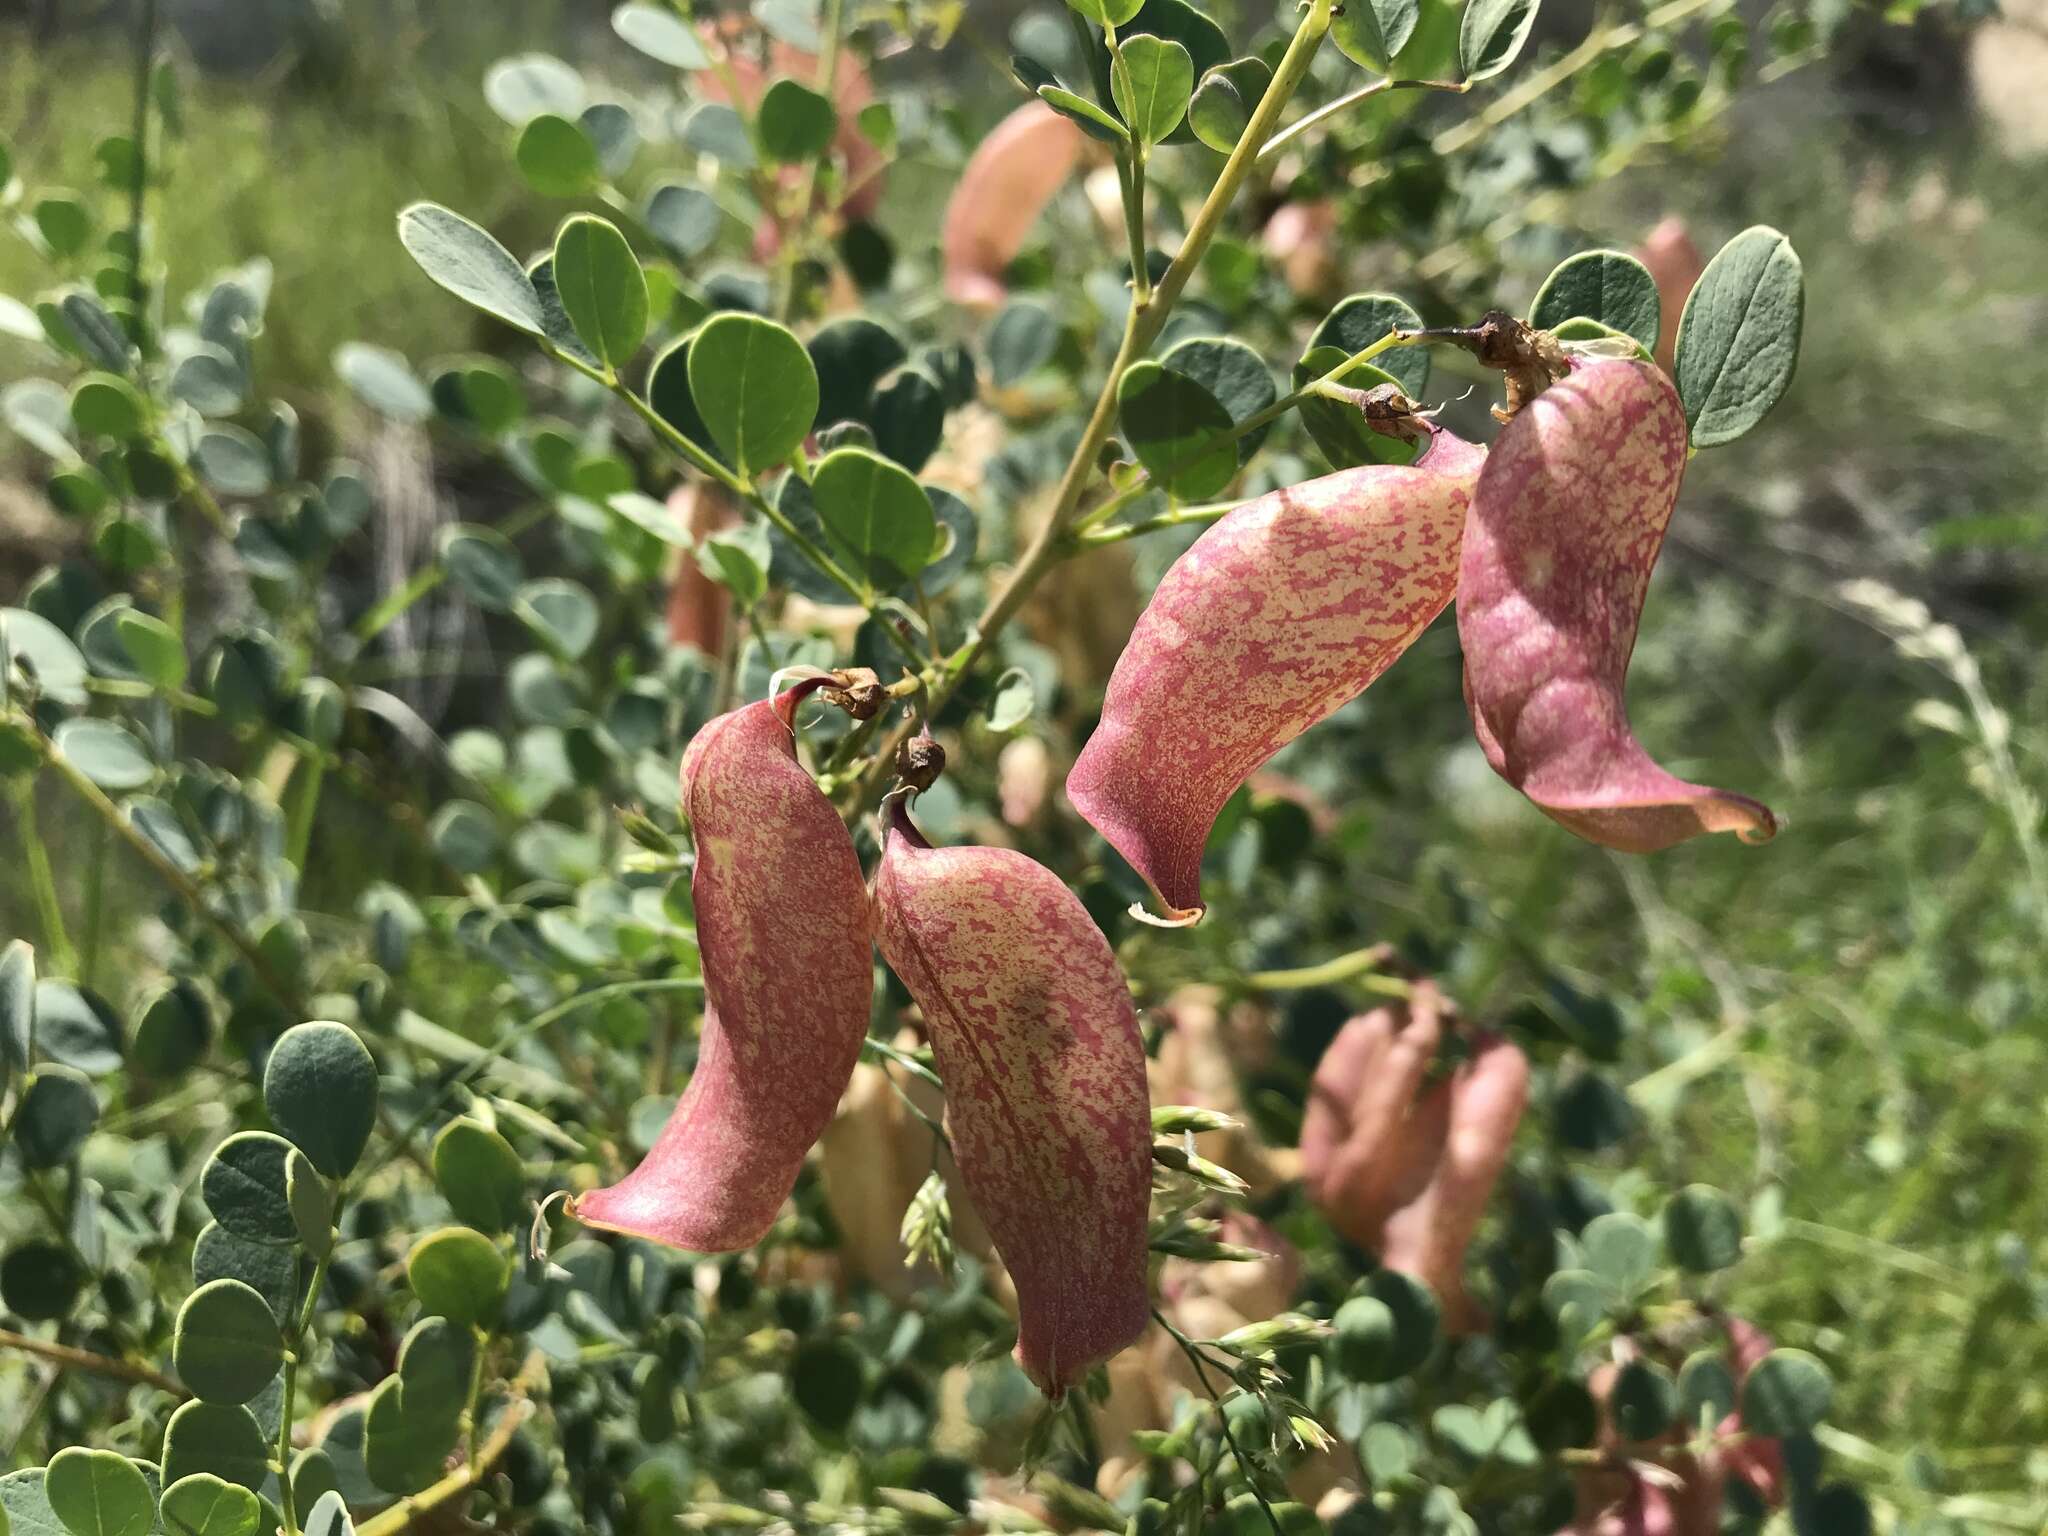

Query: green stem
[462,1326,490,1473]
[353,566,443,645]
[286,752,324,873]
[23,715,302,1012]
[275,1239,336,1536]
[354,1353,546,1536]
[0,1328,184,1397]
[848,0,1336,803]
[1154,1310,1286,1536]
[10,778,77,976]
[1076,497,1244,547]
[1257,75,1466,162]
[1117,151,1151,303]
[1242,943,1394,992]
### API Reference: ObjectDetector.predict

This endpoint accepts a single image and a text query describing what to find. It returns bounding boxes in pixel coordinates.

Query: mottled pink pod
[1457,360,1778,852]
[942,102,1089,310]
[872,797,1152,1396]
[570,681,873,1251]
[1067,435,1481,922]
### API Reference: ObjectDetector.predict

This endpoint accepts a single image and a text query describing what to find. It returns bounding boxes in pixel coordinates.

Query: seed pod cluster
[1300,988,1529,1334]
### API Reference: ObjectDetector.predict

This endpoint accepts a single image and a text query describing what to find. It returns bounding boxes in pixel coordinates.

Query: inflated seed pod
[941,102,1089,310]
[1375,1032,1529,1335]
[872,795,1151,1396]
[664,482,739,657]
[1067,432,1481,923]
[1300,989,1528,1335]
[1457,359,1778,852]
[570,679,873,1251]
[1299,995,1450,1246]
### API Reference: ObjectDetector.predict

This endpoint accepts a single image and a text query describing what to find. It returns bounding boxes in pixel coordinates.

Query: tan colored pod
[570,680,873,1251]
[872,796,1151,1396]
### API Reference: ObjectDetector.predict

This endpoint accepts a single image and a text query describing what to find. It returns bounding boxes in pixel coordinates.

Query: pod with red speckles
[1458,359,1778,852]
[1066,431,1482,923]
[872,795,1151,1397]
[569,679,873,1251]
[942,102,1089,310]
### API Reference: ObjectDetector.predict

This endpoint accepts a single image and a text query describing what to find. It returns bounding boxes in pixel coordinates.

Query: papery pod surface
[941,102,1088,310]
[872,797,1151,1396]
[570,681,872,1251]
[1458,359,1777,852]
[1067,434,1479,921]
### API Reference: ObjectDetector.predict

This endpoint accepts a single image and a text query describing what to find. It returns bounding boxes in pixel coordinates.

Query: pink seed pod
[665,482,739,657]
[570,680,873,1251]
[942,102,1089,310]
[1068,435,1480,923]
[1634,217,1705,371]
[1376,1032,1530,1334]
[1300,995,1449,1244]
[1457,359,1778,852]
[872,795,1152,1396]
[1299,988,1528,1333]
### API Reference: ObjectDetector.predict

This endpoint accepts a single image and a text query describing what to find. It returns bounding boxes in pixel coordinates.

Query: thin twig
[354,1351,547,1536]
[23,716,304,1014]
[0,1328,186,1398]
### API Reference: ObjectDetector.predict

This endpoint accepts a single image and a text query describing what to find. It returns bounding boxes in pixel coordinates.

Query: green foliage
[0,2,2017,1533]
[1675,224,1806,446]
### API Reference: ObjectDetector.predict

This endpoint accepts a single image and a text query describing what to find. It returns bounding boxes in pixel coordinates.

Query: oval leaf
[685,314,819,477]
[1673,225,1804,448]
[397,203,546,338]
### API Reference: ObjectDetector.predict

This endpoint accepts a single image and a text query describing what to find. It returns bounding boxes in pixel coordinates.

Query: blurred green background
[4,0,2045,1500]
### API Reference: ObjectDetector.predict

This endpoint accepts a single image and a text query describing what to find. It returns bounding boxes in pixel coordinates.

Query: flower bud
[570,681,873,1251]
[872,795,1152,1396]
[1457,359,1777,852]
[1067,441,1480,922]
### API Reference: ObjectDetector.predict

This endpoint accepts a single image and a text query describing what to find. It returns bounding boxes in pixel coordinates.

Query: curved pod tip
[569,684,873,1253]
[1457,359,1778,852]
[1068,454,1480,921]
[873,796,1152,1396]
